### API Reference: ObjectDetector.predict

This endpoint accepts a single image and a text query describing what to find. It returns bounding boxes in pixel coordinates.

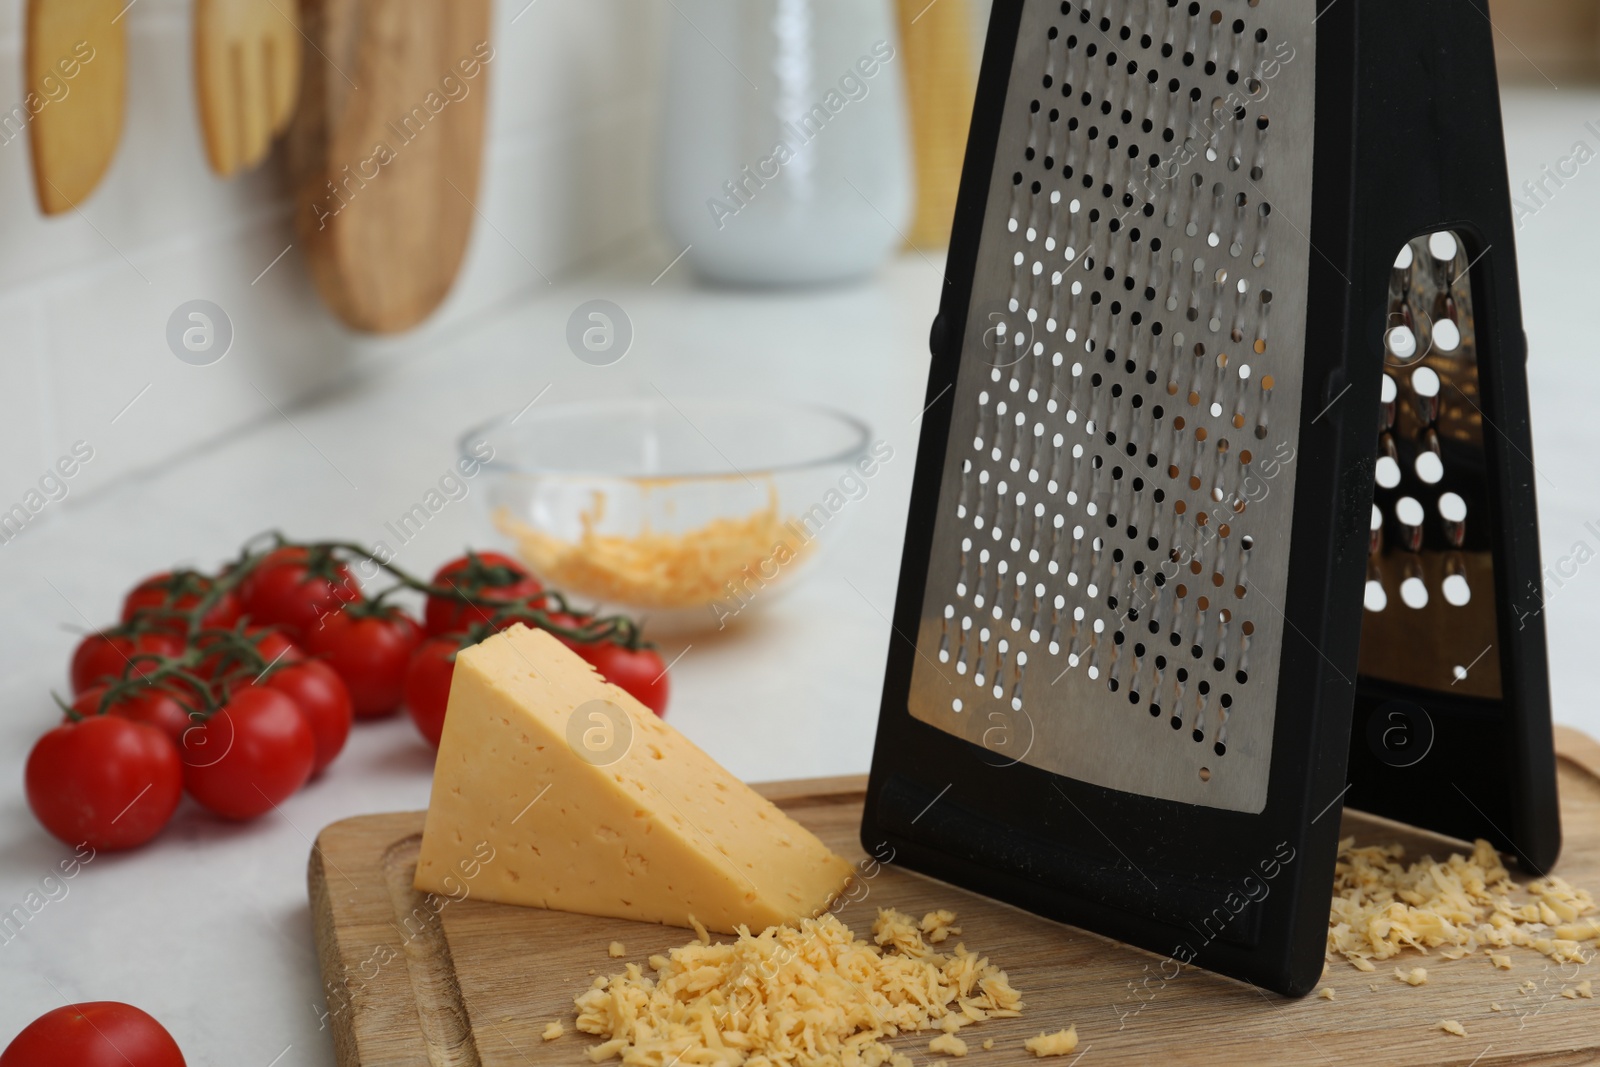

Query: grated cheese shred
[1023,1028,1079,1058]
[573,909,1026,1067]
[1395,967,1428,987]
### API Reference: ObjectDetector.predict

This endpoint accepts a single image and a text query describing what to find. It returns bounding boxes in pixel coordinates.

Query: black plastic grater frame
[862,0,1560,996]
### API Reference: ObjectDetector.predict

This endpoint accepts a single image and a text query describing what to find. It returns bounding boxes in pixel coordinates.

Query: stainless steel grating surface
[1358,232,1502,700]
[907,0,1318,812]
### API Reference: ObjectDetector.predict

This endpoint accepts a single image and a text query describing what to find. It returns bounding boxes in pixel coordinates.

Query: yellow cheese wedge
[414,624,854,933]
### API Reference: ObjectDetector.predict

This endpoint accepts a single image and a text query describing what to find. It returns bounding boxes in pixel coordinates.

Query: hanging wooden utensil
[895,0,977,250]
[195,0,303,177]
[286,0,493,334]
[26,0,127,215]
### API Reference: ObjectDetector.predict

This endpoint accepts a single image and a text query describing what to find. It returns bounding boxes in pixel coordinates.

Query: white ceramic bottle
[658,0,913,286]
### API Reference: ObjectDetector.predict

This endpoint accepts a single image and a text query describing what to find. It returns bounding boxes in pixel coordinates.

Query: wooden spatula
[286,0,492,334]
[26,0,127,215]
[195,0,304,177]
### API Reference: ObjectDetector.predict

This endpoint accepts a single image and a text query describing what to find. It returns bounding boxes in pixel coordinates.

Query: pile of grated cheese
[573,909,1024,1067]
[1327,836,1600,972]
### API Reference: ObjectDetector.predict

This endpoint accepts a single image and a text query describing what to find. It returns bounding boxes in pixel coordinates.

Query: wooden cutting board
[310,729,1600,1066]
[285,0,491,333]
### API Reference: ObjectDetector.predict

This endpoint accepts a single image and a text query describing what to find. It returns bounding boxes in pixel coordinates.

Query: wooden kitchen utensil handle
[195,0,304,177]
[26,0,127,215]
[895,0,976,250]
[286,0,493,334]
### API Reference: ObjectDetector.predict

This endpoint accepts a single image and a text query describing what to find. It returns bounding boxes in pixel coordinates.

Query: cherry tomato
[25,716,183,851]
[405,636,466,746]
[70,685,194,748]
[236,547,359,642]
[577,642,669,717]
[0,1001,186,1067]
[250,628,303,667]
[121,571,240,634]
[303,606,422,719]
[181,687,315,820]
[70,629,185,695]
[424,551,543,636]
[261,661,352,774]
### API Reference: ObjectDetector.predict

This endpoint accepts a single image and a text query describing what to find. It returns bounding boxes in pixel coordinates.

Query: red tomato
[250,628,303,667]
[25,716,183,851]
[121,571,241,634]
[70,630,185,695]
[578,642,670,717]
[303,607,422,719]
[262,661,352,774]
[405,636,465,746]
[0,1001,185,1067]
[424,551,543,636]
[71,685,194,748]
[181,688,315,820]
[236,547,360,642]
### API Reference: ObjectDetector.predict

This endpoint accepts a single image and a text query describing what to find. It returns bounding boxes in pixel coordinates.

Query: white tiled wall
[0,0,665,505]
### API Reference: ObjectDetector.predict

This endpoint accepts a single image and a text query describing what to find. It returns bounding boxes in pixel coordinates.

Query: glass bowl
[462,397,875,632]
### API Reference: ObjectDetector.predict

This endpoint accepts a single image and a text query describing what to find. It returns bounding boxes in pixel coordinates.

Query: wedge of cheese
[414,624,853,933]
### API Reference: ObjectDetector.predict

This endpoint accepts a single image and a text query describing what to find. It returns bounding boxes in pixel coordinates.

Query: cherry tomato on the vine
[424,551,543,637]
[303,606,422,719]
[121,571,241,633]
[578,641,670,717]
[405,635,466,746]
[0,1002,186,1067]
[261,661,352,774]
[25,716,183,851]
[70,685,195,748]
[181,687,314,820]
[70,629,185,695]
[236,547,360,642]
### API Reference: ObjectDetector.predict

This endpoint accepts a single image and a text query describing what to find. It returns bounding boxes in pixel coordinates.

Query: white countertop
[3,86,1599,1063]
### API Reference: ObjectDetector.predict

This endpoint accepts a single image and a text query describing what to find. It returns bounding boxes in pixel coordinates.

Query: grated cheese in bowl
[573,909,1025,1066]
[498,488,814,614]
[471,396,877,625]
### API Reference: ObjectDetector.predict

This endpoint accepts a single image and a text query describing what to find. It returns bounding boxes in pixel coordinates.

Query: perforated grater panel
[1358,232,1500,698]
[905,0,1316,812]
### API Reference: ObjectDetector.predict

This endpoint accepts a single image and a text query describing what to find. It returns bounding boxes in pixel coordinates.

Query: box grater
[863,0,1561,995]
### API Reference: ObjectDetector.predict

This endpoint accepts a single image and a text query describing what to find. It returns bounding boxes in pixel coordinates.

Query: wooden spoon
[26,0,127,215]
[195,0,304,177]
[285,0,493,334]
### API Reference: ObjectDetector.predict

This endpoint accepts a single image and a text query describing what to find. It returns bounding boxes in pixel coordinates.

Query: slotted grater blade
[902,1,1316,813]
[864,0,1560,996]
